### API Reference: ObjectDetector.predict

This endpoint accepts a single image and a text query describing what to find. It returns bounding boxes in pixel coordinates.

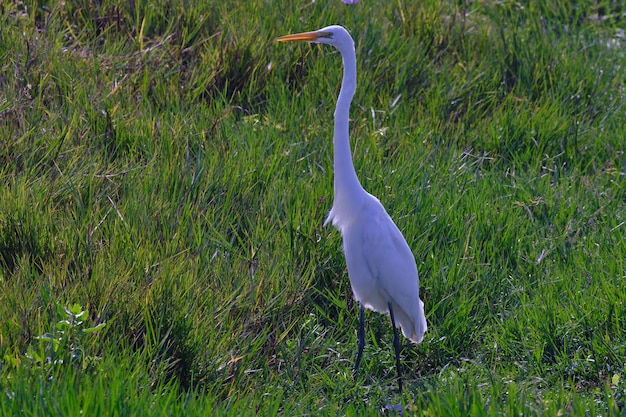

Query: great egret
[277,25,427,392]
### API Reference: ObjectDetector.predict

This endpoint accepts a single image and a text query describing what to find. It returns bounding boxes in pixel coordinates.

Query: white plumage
[278,25,426,391]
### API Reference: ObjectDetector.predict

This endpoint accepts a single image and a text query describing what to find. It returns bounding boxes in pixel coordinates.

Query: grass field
[1,0,625,415]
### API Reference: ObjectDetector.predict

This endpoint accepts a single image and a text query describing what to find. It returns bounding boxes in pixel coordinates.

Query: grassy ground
[1,0,625,415]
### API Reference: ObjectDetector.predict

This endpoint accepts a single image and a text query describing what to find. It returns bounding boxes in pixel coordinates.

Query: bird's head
[276,25,353,51]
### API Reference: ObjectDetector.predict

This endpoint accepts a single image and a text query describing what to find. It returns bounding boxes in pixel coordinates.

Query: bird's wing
[357,198,426,342]
[363,204,419,294]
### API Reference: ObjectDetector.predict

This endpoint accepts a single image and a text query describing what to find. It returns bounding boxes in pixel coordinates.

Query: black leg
[388,302,403,393]
[353,304,365,374]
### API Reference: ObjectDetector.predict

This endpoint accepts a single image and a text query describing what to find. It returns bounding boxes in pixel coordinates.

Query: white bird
[277,25,426,392]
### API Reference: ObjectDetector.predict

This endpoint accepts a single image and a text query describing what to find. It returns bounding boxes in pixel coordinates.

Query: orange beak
[276,30,331,43]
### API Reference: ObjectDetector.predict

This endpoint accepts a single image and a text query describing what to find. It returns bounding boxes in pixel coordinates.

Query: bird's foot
[382,403,403,416]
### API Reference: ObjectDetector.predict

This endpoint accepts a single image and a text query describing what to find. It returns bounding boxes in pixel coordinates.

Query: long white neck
[332,44,364,206]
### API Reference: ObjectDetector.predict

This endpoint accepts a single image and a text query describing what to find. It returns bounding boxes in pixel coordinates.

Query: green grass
[1,0,625,415]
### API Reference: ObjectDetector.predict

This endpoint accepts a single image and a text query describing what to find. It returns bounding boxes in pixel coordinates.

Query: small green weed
[26,303,106,377]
